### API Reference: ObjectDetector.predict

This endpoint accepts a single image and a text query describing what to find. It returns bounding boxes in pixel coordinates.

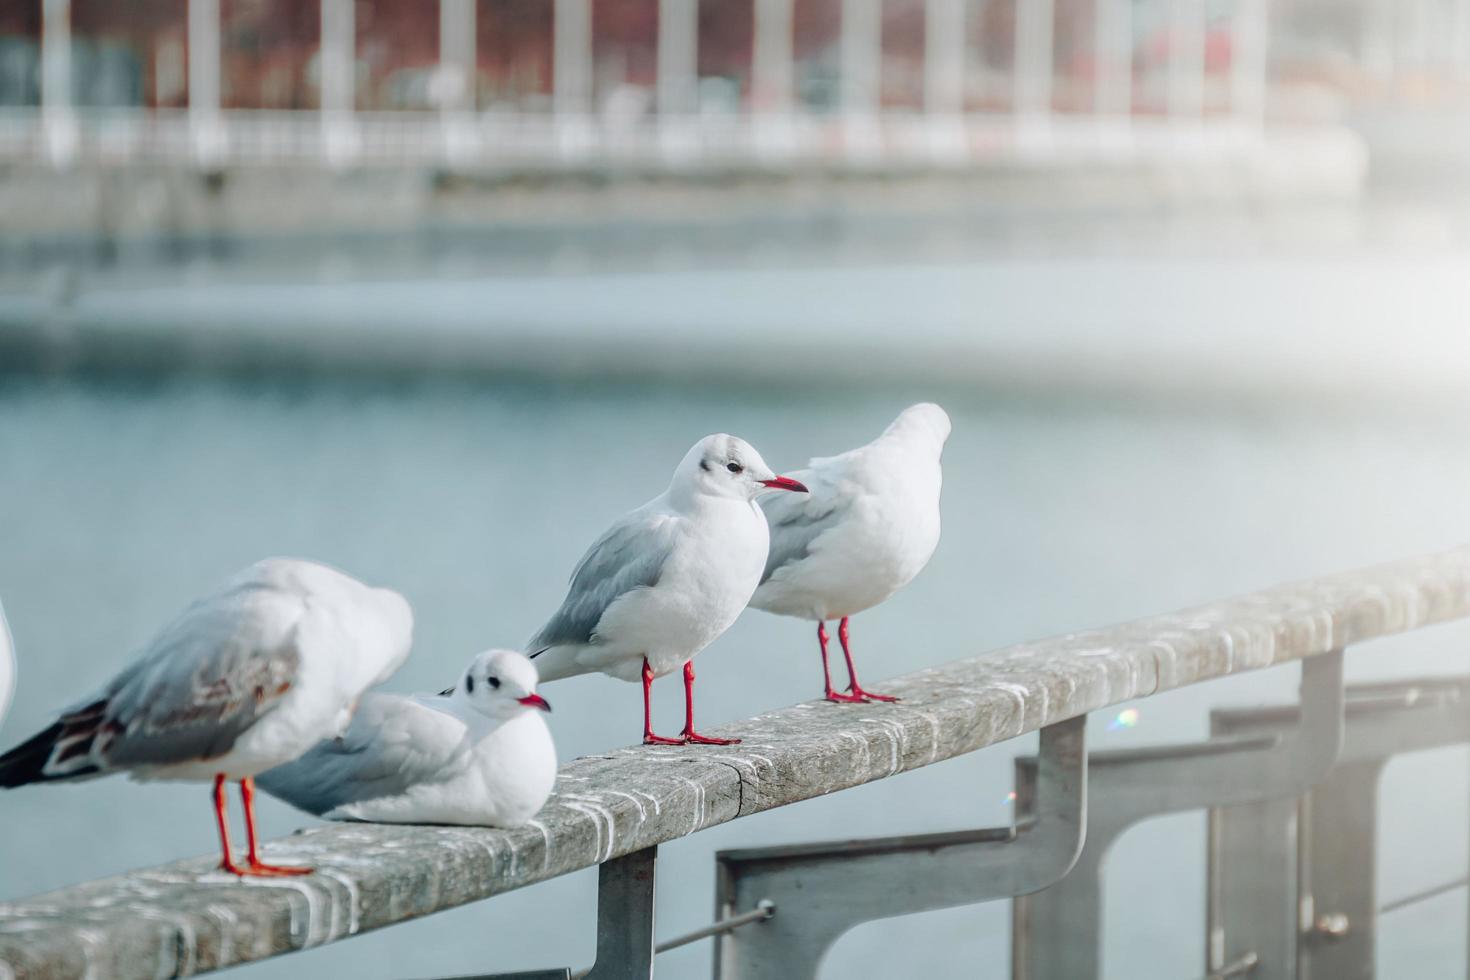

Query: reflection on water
[2,375,1470,977]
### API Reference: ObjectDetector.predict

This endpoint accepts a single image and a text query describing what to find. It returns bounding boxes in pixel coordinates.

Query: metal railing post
[585,847,658,980]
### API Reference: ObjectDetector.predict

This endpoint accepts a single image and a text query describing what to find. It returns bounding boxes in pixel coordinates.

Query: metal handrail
[2,546,1469,979]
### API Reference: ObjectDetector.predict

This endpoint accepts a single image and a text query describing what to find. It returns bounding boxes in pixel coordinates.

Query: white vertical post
[553,0,592,158]
[1014,0,1054,142]
[840,0,882,157]
[752,0,795,158]
[41,0,78,166]
[753,0,794,114]
[1230,0,1269,133]
[657,0,699,116]
[1168,0,1206,125]
[924,0,965,115]
[657,0,698,161]
[439,0,475,112]
[188,0,224,165]
[438,0,476,165]
[320,0,358,164]
[924,0,966,160]
[1094,0,1132,122]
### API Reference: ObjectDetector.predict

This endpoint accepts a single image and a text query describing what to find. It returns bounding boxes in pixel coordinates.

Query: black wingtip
[438,686,456,697]
[0,722,64,789]
[528,647,549,660]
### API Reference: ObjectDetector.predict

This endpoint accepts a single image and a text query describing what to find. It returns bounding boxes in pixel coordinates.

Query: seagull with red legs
[525,434,807,746]
[0,558,413,877]
[752,403,950,703]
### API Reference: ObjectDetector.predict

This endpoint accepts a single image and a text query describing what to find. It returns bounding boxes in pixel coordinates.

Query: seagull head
[455,650,550,719]
[887,403,952,449]
[676,434,808,502]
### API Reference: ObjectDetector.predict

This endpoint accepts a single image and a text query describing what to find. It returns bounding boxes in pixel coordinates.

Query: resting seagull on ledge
[0,558,413,877]
[259,650,555,827]
[752,403,950,703]
[525,433,807,746]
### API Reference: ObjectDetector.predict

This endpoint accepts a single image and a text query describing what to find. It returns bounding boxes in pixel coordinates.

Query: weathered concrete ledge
[3,546,1469,979]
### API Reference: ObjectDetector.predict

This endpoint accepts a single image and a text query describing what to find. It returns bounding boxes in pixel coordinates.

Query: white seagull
[527,434,807,745]
[0,558,413,877]
[0,598,14,731]
[751,403,950,702]
[258,650,555,827]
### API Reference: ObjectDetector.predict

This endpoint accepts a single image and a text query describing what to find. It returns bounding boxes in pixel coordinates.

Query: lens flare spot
[1003,790,1017,805]
[1108,708,1140,731]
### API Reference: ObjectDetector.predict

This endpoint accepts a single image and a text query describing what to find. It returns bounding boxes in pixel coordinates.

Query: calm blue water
[2,371,1470,978]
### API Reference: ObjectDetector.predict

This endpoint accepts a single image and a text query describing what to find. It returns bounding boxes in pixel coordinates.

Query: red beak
[760,475,809,493]
[518,693,552,712]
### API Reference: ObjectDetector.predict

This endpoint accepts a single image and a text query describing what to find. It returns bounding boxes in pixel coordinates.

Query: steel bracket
[1013,649,1345,980]
[712,714,1088,980]
[1207,674,1470,980]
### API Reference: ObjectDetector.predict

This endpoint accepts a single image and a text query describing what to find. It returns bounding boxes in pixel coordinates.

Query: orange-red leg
[213,773,247,876]
[838,617,898,702]
[240,777,312,876]
[642,658,683,745]
[819,620,867,703]
[680,661,739,745]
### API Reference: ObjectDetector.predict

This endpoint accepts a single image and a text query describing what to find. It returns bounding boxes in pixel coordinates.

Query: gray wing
[528,510,682,653]
[257,694,464,817]
[759,468,849,583]
[58,579,304,777]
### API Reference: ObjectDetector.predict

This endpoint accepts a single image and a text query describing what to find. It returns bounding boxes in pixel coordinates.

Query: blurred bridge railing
[5,0,1412,174]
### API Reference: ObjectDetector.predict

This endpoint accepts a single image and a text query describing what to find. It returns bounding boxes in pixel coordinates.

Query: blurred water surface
[5,193,1470,977]
[2,371,1470,978]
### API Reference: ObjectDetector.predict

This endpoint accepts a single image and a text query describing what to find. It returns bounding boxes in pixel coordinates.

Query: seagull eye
[487,676,501,689]
[726,462,743,474]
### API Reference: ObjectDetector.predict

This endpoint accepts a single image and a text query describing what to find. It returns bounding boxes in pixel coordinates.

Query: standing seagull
[528,434,807,746]
[0,558,413,877]
[259,650,554,827]
[752,404,950,703]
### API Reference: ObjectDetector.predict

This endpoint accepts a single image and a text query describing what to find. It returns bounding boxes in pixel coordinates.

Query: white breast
[586,498,769,680]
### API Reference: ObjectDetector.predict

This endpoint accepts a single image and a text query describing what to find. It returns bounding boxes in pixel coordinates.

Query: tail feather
[0,700,108,787]
[0,722,65,787]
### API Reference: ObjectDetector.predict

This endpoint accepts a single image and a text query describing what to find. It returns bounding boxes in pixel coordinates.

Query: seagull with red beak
[526,434,808,746]
[258,650,556,828]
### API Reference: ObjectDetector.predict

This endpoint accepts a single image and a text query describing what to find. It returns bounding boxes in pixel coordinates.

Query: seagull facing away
[527,434,807,746]
[258,650,554,827]
[0,558,413,877]
[751,404,950,703]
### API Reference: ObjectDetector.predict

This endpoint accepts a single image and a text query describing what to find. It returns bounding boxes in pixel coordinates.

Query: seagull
[258,650,554,827]
[751,403,950,703]
[0,599,14,731]
[0,558,413,877]
[527,434,807,746]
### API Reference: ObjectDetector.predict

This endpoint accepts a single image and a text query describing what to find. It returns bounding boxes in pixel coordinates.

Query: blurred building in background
[1,0,1465,173]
